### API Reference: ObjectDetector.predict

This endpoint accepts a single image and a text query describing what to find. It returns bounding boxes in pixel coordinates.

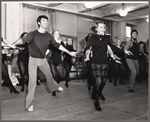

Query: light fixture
[119,3,128,17]
[84,2,101,8]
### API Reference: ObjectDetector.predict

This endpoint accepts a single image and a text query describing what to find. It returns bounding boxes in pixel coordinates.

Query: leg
[49,60,60,84]
[118,63,126,84]
[97,64,108,101]
[135,60,139,82]
[39,58,59,93]
[86,61,93,90]
[24,60,29,85]
[126,59,137,92]
[114,63,119,86]
[56,62,66,81]
[2,60,19,94]
[86,61,96,90]
[17,61,25,92]
[91,64,103,111]
[25,56,38,110]
[63,61,72,87]
[107,59,113,83]
[94,77,102,111]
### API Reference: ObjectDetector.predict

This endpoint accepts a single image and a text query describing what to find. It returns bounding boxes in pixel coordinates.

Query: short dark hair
[37,15,48,27]
[131,29,138,36]
[20,32,28,38]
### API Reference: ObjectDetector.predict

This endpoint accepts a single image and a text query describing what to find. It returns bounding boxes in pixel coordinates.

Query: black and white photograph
[1,1,149,121]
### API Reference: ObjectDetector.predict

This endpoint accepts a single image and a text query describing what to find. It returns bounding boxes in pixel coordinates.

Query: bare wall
[134,19,149,42]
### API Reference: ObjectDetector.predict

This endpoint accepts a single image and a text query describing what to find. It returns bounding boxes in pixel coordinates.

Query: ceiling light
[119,10,128,16]
[146,18,149,22]
[119,3,128,17]
[84,2,102,8]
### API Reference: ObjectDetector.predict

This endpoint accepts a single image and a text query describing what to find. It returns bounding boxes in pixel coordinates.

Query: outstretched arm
[12,38,23,45]
[107,45,116,60]
[108,40,132,56]
[107,45,122,64]
[2,39,16,49]
[58,45,77,57]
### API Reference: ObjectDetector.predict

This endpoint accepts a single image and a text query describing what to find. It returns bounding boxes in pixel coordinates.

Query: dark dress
[48,41,66,83]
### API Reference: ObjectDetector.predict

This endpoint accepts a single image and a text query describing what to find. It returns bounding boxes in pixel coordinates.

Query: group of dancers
[2,15,146,112]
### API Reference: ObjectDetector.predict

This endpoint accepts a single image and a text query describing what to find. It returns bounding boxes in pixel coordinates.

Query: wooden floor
[1,78,149,121]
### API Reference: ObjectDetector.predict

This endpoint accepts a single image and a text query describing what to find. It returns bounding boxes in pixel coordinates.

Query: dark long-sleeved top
[124,38,139,59]
[49,41,65,66]
[63,44,76,62]
[22,30,60,59]
[17,43,29,63]
[85,34,124,64]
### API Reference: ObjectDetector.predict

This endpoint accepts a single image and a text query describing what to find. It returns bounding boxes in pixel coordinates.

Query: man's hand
[69,51,77,57]
[45,49,50,56]
[124,50,133,55]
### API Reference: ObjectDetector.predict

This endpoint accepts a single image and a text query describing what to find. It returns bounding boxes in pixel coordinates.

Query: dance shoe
[65,82,69,87]
[27,105,34,112]
[52,91,56,96]
[129,89,134,93]
[10,88,19,94]
[95,99,102,111]
[57,87,63,92]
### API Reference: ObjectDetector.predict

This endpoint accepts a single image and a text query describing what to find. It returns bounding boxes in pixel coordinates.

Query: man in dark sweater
[14,15,77,112]
[124,29,140,93]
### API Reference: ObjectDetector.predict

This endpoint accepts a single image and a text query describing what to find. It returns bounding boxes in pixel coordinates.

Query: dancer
[84,33,121,90]
[63,38,76,87]
[113,40,127,86]
[124,29,140,92]
[47,30,67,91]
[84,20,132,111]
[15,32,29,92]
[13,15,77,112]
[138,41,148,82]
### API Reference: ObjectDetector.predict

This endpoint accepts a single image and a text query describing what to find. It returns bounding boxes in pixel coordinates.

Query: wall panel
[55,11,77,37]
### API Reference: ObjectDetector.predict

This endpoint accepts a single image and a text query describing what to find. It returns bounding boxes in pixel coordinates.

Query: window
[126,26,131,37]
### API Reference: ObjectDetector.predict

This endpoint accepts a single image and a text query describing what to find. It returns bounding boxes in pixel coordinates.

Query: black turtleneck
[85,34,124,64]
[127,38,139,60]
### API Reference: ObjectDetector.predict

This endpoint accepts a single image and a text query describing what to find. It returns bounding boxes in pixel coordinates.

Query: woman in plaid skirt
[84,20,132,111]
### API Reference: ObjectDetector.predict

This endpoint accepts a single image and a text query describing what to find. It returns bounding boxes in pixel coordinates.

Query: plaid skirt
[91,64,108,77]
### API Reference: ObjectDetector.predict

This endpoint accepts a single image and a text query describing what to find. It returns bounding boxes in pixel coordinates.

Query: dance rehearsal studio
[1,1,149,121]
